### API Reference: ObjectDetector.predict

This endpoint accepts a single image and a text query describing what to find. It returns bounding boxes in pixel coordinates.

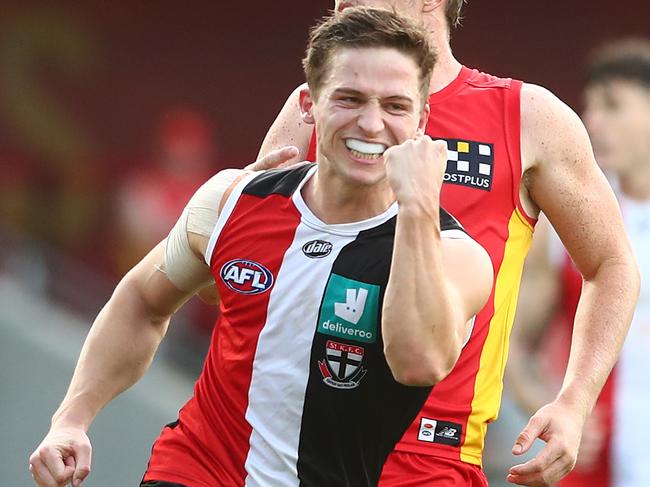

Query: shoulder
[465,68,517,89]
[520,83,585,136]
[520,83,591,171]
[242,164,315,198]
[190,168,248,210]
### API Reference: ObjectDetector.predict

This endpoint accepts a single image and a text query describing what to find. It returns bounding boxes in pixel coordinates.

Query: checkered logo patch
[437,138,494,192]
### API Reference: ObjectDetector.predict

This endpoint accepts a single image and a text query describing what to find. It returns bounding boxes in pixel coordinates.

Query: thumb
[245,146,300,171]
[71,443,92,487]
[512,415,545,455]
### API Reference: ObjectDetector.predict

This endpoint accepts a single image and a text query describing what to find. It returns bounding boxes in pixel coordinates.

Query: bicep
[123,241,198,320]
[523,85,627,279]
[442,237,493,321]
[258,83,313,161]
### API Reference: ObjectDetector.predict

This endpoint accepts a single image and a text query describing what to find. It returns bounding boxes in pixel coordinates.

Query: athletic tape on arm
[163,169,244,292]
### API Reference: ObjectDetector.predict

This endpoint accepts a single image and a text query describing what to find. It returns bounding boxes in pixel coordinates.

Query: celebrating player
[28,8,492,487]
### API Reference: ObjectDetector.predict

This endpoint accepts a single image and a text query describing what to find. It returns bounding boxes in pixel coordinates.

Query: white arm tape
[163,168,244,292]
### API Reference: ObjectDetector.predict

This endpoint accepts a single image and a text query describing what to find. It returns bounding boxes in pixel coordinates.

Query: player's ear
[299,87,316,125]
[416,103,430,136]
[423,0,442,13]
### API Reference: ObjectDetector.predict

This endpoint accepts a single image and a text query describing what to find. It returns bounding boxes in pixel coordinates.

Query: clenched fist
[29,427,92,487]
[384,137,448,209]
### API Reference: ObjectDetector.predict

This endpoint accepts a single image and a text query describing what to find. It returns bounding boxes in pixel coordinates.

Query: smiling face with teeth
[300,45,430,189]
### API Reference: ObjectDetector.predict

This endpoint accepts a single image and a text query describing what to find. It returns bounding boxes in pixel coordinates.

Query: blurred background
[1,1,648,485]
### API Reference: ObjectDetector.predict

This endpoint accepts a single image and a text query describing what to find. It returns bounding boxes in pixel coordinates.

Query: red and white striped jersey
[143,164,469,487]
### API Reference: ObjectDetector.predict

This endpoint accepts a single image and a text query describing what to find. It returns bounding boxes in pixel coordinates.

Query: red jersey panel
[407,67,533,466]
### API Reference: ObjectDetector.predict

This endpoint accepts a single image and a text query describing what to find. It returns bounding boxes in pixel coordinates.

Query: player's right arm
[28,169,245,487]
[508,83,640,487]
[250,83,313,170]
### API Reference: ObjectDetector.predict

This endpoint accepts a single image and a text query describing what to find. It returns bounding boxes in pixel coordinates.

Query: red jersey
[408,67,533,466]
[309,66,534,467]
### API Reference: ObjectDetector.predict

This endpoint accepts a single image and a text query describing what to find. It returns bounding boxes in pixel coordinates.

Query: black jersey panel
[440,207,465,233]
[243,164,315,198]
[297,217,432,487]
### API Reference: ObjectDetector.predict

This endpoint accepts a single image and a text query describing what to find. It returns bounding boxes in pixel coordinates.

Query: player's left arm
[508,83,640,487]
[246,83,310,171]
[382,138,493,386]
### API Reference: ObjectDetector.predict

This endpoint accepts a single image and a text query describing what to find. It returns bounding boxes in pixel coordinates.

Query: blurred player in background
[508,38,650,487]
[28,8,494,487]
[113,108,216,275]
[252,1,640,485]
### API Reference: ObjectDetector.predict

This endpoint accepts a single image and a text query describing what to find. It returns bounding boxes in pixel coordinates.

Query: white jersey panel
[243,222,358,487]
[613,196,650,487]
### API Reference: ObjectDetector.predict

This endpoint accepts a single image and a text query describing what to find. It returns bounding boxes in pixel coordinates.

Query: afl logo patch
[302,240,333,259]
[220,259,274,295]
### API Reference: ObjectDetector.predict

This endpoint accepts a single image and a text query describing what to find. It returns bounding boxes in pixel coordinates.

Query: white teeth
[345,139,386,155]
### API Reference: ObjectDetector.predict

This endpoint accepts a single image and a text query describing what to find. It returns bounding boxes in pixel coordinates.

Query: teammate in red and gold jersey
[252,1,640,486]
[509,38,650,487]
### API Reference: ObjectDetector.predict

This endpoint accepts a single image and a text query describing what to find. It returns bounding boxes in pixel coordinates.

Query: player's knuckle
[39,445,55,458]
[529,414,545,427]
[52,470,69,483]
[555,440,570,457]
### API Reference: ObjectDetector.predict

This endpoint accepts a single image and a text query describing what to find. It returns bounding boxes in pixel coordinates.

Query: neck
[618,161,650,201]
[302,168,395,224]
[427,19,463,94]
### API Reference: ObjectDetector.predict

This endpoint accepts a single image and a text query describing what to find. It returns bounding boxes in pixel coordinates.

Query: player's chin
[345,166,386,187]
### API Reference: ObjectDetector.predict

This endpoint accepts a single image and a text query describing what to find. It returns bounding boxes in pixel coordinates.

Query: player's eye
[386,103,409,113]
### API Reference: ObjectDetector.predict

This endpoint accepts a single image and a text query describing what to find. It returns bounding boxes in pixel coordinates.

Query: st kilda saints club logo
[318,340,367,389]
[220,259,274,295]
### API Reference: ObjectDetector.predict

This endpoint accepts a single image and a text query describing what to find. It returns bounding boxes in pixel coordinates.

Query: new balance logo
[334,288,368,324]
[417,417,462,447]
[436,426,458,438]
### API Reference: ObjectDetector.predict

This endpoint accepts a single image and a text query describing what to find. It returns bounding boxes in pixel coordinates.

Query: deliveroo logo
[317,274,379,344]
[335,288,368,324]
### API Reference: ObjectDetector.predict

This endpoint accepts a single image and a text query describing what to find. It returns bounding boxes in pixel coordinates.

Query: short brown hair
[303,7,436,106]
[586,38,650,89]
[446,0,466,28]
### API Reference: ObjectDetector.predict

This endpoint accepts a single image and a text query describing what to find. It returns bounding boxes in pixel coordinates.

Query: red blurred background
[0,0,647,356]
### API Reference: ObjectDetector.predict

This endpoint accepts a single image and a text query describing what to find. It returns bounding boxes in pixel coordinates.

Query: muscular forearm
[51,278,170,431]
[559,258,639,417]
[383,206,464,386]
